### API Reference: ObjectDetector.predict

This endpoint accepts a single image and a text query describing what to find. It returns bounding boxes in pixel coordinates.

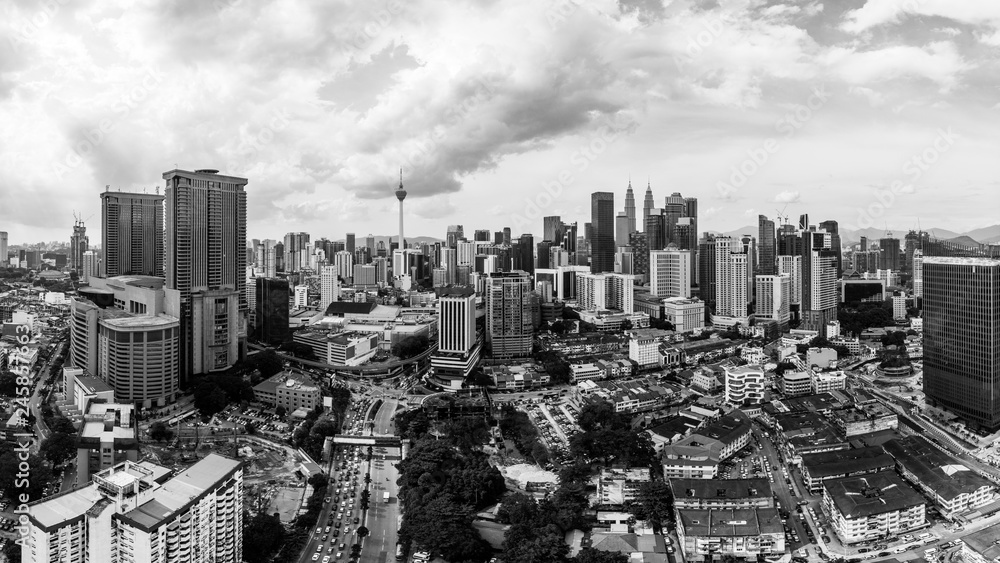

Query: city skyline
[2,1,1000,244]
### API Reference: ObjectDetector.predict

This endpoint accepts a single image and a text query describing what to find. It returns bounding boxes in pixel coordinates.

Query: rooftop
[677,508,783,537]
[100,314,179,328]
[882,436,995,502]
[801,446,895,479]
[824,471,925,519]
[921,256,1000,267]
[670,478,772,500]
[961,524,1000,560]
[122,454,243,529]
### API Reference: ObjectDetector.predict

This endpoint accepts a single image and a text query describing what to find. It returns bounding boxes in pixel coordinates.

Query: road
[360,399,402,563]
[748,423,815,554]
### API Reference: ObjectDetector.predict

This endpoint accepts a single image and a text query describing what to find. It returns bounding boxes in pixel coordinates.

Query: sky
[1,0,999,246]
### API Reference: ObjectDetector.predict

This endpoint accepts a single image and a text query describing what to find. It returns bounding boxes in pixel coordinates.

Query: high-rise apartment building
[284,231,310,273]
[922,257,1000,431]
[163,168,246,384]
[100,191,164,277]
[0,231,7,266]
[803,248,838,334]
[70,219,89,271]
[912,249,923,300]
[23,454,244,563]
[714,237,749,319]
[756,274,790,329]
[575,272,634,313]
[591,192,615,273]
[629,232,649,281]
[758,215,776,276]
[650,247,694,298]
[819,220,842,277]
[334,250,354,280]
[486,271,533,359]
[777,255,802,306]
[82,250,99,283]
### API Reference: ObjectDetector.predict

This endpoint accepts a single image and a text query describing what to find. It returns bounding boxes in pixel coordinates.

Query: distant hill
[963,225,1000,244]
[943,235,983,248]
[705,223,1000,249]
[334,235,444,247]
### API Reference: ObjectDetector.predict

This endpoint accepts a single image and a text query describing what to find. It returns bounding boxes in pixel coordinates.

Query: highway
[360,399,402,563]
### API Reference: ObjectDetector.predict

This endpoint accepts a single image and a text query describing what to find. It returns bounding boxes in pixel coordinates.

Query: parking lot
[522,399,581,466]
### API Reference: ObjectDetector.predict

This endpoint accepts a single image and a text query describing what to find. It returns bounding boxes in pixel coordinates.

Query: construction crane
[774,205,789,225]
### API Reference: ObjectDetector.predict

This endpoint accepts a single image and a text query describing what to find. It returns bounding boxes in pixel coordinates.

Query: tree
[193,382,229,417]
[149,421,174,442]
[550,320,567,334]
[573,548,629,563]
[620,319,633,331]
[40,432,77,466]
[357,526,369,538]
[626,480,675,531]
[247,348,285,378]
[243,512,286,563]
[276,405,287,417]
[391,335,430,359]
[0,371,17,396]
[279,341,318,361]
[245,422,256,435]
[0,448,52,501]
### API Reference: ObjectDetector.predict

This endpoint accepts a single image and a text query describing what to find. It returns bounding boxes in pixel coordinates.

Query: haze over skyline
[2,0,1000,245]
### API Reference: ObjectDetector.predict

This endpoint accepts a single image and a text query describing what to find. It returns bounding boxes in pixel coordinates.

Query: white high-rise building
[457,241,476,266]
[756,274,790,327]
[650,247,693,298]
[809,250,838,312]
[334,250,354,280]
[892,292,907,319]
[23,454,243,563]
[0,231,7,267]
[912,249,923,299]
[320,265,340,310]
[576,272,634,313]
[778,254,802,305]
[429,286,482,390]
[715,237,749,318]
[294,285,309,308]
[82,250,99,283]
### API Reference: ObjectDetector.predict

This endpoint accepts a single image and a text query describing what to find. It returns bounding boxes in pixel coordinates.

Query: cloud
[841,0,1000,34]
[821,42,970,92]
[773,190,801,203]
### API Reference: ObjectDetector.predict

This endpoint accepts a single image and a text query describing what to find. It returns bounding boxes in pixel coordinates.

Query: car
[857,548,870,553]
[311,555,319,561]
[892,546,906,554]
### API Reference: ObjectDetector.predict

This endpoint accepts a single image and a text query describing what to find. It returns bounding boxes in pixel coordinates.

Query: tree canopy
[392,334,430,359]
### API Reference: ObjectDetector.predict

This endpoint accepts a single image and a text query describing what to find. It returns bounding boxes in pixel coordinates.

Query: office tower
[363,233,374,250]
[486,271,533,359]
[446,225,464,248]
[334,250,354,279]
[614,250,633,275]
[697,234,717,310]
[562,221,578,254]
[625,180,636,234]
[575,272,634,313]
[860,236,868,252]
[513,234,534,274]
[739,234,757,305]
[70,218,89,271]
[880,237,901,271]
[80,251,98,283]
[591,192,615,273]
[615,213,630,248]
[912,249,923,300]
[429,286,482,389]
[493,231,503,245]
[255,277,290,345]
[650,247,694,298]
[0,231,6,265]
[536,240,553,269]
[100,191,164,277]
[642,181,654,233]
[758,215,776,276]
[503,227,511,245]
[541,216,560,245]
[798,213,809,230]
[346,232,356,253]
[777,255,803,307]
[923,257,1000,430]
[551,246,569,268]
[629,232,649,281]
[645,209,665,251]
[819,220,842,277]
[372,256,388,285]
[283,231,310,273]
[458,240,476,266]
[756,274,791,329]
[163,168,246,384]
[23,454,243,563]
[439,247,458,284]
[353,264,377,288]
[474,229,490,242]
[254,239,279,277]
[714,237,749,318]
[293,284,308,308]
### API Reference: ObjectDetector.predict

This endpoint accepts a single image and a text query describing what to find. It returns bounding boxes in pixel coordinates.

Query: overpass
[332,434,402,448]
[247,342,437,378]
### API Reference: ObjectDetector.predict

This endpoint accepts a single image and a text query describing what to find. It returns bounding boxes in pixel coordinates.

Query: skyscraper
[758,215,776,276]
[880,237,901,271]
[628,232,649,281]
[283,231,310,273]
[429,286,482,389]
[713,236,749,319]
[446,225,464,248]
[486,271,533,359]
[591,192,615,273]
[615,212,630,248]
[346,232,356,253]
[698,233,717,313]
[642,182,654,233]
[756,274,790,329]
[255,277,290,345]
[163,168,247,384]
[912,249,923,300]
[0,231,6,266]
[645,209,665,251]
[625,180,636,234]
[819,220,842,277]
[100,191,164,277]
[70,218,89,271]
[922,257,1000,430]
[650,247,693,298]
[81,250,98,283]
[543,216,562,245]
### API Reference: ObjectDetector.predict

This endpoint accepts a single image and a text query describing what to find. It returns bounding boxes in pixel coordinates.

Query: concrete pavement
[360,399,402,563]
